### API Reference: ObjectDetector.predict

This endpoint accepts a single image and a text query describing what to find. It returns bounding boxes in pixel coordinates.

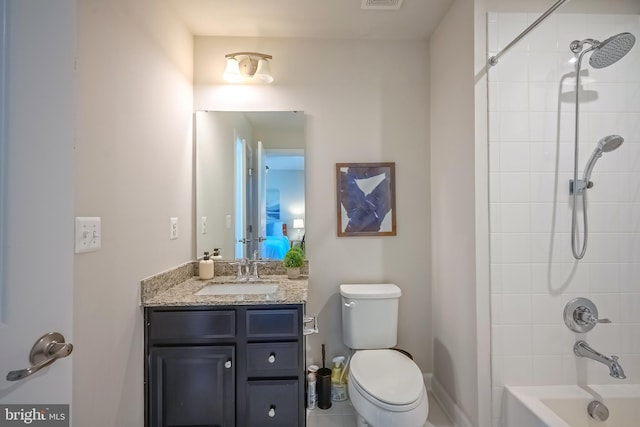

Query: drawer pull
[268,406,276,418]
[224,360,232,369]
[267,353,276,364]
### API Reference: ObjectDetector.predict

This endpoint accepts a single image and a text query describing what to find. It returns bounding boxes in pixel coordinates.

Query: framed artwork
[336,162,396,237]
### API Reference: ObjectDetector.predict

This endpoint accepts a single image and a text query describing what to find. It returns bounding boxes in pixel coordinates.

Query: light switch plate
[170,217,178,240]
[75,217,101,253]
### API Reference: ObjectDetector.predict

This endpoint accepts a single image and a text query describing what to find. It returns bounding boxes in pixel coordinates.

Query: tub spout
[574,341,626,379]
[608,356,626,379]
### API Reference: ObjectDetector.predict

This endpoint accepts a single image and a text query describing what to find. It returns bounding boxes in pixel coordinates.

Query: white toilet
[340,283,429,427]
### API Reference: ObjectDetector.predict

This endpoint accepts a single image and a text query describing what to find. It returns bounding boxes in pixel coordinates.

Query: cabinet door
[149,346,234,427]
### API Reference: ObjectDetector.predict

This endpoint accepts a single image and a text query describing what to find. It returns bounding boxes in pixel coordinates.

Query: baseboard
[430,376,474,427]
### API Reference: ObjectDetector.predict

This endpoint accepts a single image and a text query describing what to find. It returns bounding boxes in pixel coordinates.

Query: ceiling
[164,0,455,40]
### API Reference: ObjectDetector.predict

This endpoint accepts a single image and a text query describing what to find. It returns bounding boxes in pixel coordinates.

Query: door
[245,142,255,255]
[257,141,267,257]
[234,136,246,259]
[0,0,74,410]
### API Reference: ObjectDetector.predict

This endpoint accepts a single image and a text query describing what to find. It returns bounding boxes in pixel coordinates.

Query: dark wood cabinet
[145,304,304,427]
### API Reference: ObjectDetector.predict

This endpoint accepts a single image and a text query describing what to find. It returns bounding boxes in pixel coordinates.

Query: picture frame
[336,162,396,237]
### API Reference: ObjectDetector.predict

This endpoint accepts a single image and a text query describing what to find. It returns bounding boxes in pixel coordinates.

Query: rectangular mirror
[195,111,305,261]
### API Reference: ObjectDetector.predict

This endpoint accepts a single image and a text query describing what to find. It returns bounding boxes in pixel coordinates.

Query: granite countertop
[141,267,308,307]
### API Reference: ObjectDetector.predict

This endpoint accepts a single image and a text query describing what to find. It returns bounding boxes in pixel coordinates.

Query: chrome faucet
[247,259,266,281]
[230,257,266,281]
[230,258,249,281]
[574,341,626,379]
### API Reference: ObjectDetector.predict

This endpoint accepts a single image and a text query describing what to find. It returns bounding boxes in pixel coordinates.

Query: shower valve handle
[576,307,610,325]
[564,297,610,333]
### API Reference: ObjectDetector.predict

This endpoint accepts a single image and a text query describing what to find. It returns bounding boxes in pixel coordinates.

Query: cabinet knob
[268,406,276,418]
[224,360,232,369]
[267,353,276,364]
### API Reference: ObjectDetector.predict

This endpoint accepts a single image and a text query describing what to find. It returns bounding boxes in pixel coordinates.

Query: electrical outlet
[201,216,207,234]
[226,214,231,229]
[170,217,178,240]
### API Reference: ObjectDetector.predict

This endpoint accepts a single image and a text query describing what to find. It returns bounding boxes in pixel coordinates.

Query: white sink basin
[195,283,278,296]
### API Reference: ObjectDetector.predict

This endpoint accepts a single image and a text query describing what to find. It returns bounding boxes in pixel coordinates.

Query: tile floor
[306,392,455,427]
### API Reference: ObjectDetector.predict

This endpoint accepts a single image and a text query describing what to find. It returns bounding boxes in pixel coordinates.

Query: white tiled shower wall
[488,12,640,425]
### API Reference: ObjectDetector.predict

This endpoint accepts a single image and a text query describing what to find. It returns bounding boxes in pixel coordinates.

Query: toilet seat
[349,349,424,411]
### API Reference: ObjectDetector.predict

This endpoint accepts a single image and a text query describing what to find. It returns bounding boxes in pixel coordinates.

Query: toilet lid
[350,349,423,406]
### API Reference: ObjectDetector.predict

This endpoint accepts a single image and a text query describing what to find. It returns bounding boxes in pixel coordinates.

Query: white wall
[194,37,432,372]
[430,1,482,426]
[487,0,640,15]
[488,11,640,426]
[74,0,193,425]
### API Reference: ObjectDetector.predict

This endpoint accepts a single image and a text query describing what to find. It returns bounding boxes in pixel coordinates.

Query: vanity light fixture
[223,52,273,84]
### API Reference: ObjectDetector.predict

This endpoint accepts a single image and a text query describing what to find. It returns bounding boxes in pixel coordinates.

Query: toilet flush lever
[344,301,356,308]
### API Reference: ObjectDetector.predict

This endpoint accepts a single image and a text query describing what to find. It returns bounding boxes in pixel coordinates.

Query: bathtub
[503,384,640,427]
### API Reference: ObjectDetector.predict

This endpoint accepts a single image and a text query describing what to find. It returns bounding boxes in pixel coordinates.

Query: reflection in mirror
[195,111,305,261]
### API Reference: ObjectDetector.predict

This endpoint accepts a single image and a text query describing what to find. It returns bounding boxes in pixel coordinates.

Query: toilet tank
[340,284,401,349]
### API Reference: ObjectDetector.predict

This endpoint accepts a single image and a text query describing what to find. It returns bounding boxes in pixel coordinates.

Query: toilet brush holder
[317,368,332,409]
[317,344,332,409]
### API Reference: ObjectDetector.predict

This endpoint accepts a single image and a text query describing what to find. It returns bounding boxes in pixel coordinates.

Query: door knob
[6,332,73,381]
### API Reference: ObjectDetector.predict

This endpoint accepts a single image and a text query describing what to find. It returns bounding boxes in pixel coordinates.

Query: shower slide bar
[488,0,570,66]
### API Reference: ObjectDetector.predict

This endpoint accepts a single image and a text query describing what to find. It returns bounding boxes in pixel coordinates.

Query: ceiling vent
[361,0,403,10]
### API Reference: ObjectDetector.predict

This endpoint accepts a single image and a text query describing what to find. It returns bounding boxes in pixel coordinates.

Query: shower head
[597,134,624,152]
[570,33,636,68]
[590,32,636,69]
[583,135,624,182]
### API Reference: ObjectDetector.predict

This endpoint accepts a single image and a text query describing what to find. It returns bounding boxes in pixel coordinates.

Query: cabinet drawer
[246,342,300,377]
[246,309,299,339]
[148,309,235,342]
[246,380,299,426]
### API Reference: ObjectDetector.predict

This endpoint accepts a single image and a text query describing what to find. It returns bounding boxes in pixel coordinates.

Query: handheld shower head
[583,135,624,182]
[590,32,636,69]
[597,134,624,152]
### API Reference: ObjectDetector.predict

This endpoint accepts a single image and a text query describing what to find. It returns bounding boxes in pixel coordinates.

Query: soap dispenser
[199,252,214,280]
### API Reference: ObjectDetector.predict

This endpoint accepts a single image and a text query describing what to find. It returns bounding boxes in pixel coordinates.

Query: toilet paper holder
[304,316,319,335]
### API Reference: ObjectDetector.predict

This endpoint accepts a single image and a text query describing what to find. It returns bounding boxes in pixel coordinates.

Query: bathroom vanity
[140,264,308,427]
